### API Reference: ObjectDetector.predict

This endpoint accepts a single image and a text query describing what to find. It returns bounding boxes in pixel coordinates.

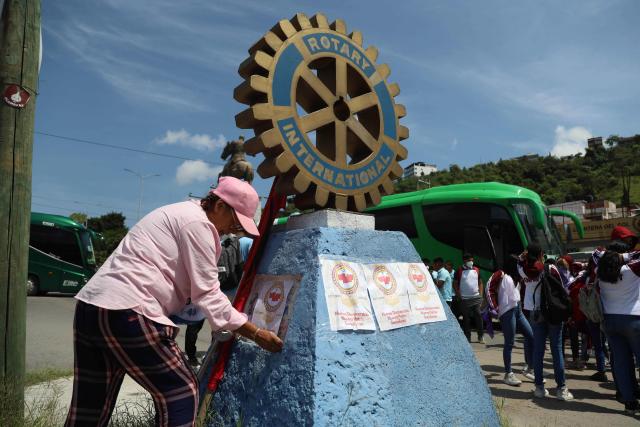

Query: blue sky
[33,0,640,226]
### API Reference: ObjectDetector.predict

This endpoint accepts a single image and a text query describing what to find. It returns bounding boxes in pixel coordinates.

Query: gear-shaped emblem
[235,13,408,211]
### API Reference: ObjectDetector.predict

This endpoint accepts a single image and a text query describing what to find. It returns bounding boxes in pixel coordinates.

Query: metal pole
[137,175,143,221]
[124,169,159,222]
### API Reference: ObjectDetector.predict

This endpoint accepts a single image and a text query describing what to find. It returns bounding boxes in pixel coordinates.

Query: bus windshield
[512,202,563,257]
[79,230,96,266]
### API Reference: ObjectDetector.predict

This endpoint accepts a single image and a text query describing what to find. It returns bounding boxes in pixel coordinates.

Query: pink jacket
[75,200,247,331]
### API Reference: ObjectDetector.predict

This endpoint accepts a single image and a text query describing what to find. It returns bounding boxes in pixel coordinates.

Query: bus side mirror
[463,225,498,272]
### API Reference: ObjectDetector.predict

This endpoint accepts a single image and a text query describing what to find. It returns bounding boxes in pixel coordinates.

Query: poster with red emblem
[248,274,300,339]
[399,263,446,323]
[320,258,376,331]
[362,263,415,331]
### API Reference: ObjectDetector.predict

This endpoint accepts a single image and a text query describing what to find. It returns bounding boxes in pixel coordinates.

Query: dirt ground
[472,330,640,426]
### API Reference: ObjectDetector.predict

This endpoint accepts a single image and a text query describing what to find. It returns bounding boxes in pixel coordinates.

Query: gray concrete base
[286,209,374,230]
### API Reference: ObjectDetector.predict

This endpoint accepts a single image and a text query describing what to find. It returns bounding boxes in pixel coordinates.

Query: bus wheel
[27,275,40,296]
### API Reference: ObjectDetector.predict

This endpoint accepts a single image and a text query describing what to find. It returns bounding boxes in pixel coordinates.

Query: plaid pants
[65,301,198,427]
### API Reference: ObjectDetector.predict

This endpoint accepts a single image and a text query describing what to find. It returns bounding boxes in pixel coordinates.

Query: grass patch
[25,368,73,387]
[495,398,512,427]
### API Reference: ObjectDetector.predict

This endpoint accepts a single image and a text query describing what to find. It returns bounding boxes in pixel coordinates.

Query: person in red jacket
[611,226,639,251]
[518,243,574,401]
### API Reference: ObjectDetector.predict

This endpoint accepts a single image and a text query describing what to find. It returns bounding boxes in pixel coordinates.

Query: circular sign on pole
[235,13,409,211]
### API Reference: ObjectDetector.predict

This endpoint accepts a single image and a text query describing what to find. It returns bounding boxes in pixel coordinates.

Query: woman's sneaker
[522,368,535,381]
[533,386,549,398]
[556,386,574,401]
[504,372,522,386]
[625,401,639,415]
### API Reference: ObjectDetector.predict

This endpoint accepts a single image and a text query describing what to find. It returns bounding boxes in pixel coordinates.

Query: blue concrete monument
[209,210,499,426]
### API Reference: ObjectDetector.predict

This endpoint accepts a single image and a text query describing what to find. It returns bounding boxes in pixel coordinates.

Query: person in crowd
[433,257,454,308]
[569,261,608,381]
[486,267,534,386]
[422,258,431,272]
[611,225,640,251]
[447,259,463,325]
[65,177,283,427]
[518,243,574,401]
[454,254,485,343]
[596,247,640,414]
[183,234,254,368]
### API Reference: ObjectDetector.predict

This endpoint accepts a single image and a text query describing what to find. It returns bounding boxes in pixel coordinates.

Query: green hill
[395,135,640,206]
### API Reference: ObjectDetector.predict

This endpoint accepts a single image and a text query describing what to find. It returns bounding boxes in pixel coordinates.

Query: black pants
[185,319,205,360]
[461,296,484,341]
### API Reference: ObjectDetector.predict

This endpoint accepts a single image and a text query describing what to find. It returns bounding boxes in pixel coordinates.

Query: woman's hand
[254,329,284,353]
[234,322,284,353]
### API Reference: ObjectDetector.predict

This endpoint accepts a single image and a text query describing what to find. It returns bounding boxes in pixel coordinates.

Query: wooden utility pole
[0,0,40,421]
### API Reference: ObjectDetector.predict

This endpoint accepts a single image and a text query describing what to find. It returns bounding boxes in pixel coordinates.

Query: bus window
[423,203,522,267]
[79,230,96,266]
[30,225,83,266]
[512,203,562,256]
[373,206,418,238]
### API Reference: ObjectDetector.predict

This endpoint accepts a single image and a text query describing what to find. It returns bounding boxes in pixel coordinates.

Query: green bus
[28,212,97,295]
[367,182,584,280]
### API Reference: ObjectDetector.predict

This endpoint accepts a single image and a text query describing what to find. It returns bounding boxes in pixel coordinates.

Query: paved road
[472,332,638,426]
[26,295,212,372]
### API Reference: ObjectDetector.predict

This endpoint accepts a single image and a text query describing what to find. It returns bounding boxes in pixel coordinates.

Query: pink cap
[212,176,260,237]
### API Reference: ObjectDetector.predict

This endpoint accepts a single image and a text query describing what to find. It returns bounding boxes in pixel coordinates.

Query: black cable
[35,131,225,165]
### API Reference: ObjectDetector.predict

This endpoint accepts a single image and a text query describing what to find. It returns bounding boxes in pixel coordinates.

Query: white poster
[400,263,447,324]
[320,258,376,331]
[249,274,297,334]
[363,263,415,331]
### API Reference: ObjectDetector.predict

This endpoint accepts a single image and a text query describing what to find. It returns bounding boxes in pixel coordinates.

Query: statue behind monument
[219,136,254,184]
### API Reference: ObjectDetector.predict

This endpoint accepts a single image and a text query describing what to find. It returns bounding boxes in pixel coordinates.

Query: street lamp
[124,168,160,221]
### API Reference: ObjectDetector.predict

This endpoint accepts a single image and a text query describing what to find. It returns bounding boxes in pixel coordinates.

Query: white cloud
[550,126,592,157]
[156,130,226,151]
[175,160,222,186]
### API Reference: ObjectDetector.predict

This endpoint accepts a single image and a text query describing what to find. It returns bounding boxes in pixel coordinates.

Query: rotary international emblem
[264,281,286,312]
[235,13,408,211]
[373,265,397,295]
[408,264,427,292]
[332,262,358,295]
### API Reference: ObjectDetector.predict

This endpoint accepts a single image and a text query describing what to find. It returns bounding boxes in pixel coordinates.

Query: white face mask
[465,261,474,268]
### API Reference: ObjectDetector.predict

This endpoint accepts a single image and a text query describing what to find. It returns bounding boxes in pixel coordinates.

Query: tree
[87,212,128,266]
[69,212,88,226]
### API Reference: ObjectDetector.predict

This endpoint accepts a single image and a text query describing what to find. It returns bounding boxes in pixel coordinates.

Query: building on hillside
[617,135,640,145]
[587,137,603,149]
[403,162,437,179]
[548,201,587,224]
[584,200,617,220]
[512,153,539,161]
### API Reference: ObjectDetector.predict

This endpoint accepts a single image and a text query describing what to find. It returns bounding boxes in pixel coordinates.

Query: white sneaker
[533,386,549,398]
[556,386,574,401]
[504,372,522,386]
[522,368,535,381]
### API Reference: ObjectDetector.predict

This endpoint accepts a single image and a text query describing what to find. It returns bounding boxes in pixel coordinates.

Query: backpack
[218,236,244,291]
[579,281,603,323]
[533,264,572,324]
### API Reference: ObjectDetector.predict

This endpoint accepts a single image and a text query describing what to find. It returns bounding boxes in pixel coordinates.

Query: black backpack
[533,264,572,324]
[217,236,244,291]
